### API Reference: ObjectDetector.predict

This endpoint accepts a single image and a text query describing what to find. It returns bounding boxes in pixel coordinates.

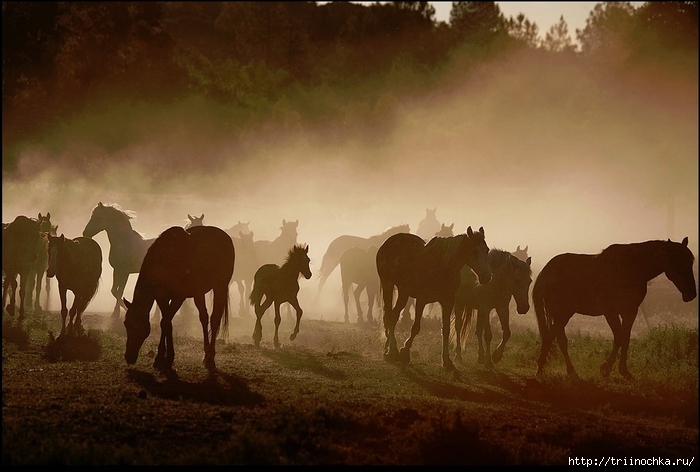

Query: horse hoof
[492,351,503,363]
[443,360,456,371]
[600,364,612,378]
[398,348,411,364]
[289,333,297,341]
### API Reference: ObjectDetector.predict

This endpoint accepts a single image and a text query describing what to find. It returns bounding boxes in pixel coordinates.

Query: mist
[3,49,697,318]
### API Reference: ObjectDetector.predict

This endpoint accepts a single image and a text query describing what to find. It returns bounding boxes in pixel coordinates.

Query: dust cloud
[3,50,697,319]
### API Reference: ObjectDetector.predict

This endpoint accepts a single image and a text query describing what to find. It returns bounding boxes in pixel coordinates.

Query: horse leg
[111,270,129,319]
[401,299,426,365]
[453,300,464,362]
[236,282,246,318]
[6,276,18,317]
[34,270,45,314]
[73,293,89,336]
[353,284,364,323]
[554,320,577,378]
[342,280,351,323]
[439,300,456,370]
[59,285,69,334]
[289,298,304,342]
[382,285,405,361]
[475,308,486,365]
[156,297,184,371]
[194,294,210,362]
[601,313,623,377]
[18,271,29,320]
[536,316,561,379]
[492,305,510,364]
[273,302,282,348]
[480,308,495,369]
[253,297,273,347]
[366,285,376,324]
[25,270,36,313]
[617,311,637,379]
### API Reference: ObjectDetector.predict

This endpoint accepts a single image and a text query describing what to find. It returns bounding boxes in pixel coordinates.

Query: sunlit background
[3,2,697,320]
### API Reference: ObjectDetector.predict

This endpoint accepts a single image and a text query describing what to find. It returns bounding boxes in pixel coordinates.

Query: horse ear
[526,257,532,266]
[304,244,309,253]
[294,220,299,226]
[517,245,521,251]
[123,298,132,309]
[449,223,454,230]
[682,237,688,247]
[38,213,43,219]
[467,226,473,236]
[188,214,194,221]
[524,245,528,252]
[47,212,50,219]
[283,219,287,225]
[59,234,65,241]
[200,214,204,219]
[98,202,104,207]
[479,226,484,235]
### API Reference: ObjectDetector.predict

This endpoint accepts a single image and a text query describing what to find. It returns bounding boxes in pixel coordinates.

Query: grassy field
[2,304,698,465]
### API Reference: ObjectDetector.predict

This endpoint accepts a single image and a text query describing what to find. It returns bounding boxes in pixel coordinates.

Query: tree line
[2,1,697,173]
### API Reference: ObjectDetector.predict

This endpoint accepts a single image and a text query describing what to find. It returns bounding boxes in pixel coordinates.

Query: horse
[416,208,441,242]
[512,245,529,262]
[226,220,251,238]
[82,202,156,319]
[231,231,259,317]
[250,244,312,348]
[435,223,454,238]
[533,237,697,380]
[254,219,298,267]
[316,224,410,301]
[25,214,55,314]
[376,227,492,370]
[46,234,102,335]
[340,245,380,324]
[454,249,532,367]
[123,225,235,372]
[2,215,42,319]
[185,214,205,229]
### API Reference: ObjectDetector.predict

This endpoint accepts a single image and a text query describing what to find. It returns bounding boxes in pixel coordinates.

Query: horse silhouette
[2,215,42,319]
[232,230,259,317]
[316,224,410,301]
[47,234,102,335]
[124,225,235,373]
[254,219,299,267]
[185,213,205,229]
[82,202,156,319]
[250,244,312,348]
[533,237,696,379]
[512,245,529,262]
[416,208,441,242]
[376,227,492,370]
[454,249,532,366]
[25,213,55,314]
[340,245,380,324]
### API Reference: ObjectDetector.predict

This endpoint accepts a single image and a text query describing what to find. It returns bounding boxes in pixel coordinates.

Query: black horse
[533,237,696,379]
[47,234,102,335]
[123,225,235,373]
[2,215,42,319]
[376,227,492,370]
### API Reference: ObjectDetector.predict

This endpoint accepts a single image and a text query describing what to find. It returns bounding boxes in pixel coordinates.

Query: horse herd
[2,204,697,381]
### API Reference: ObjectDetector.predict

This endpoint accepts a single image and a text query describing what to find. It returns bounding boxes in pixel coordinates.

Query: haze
[3,49,697,318]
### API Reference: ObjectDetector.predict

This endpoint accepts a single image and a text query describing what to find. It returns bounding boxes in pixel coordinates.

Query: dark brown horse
[47,234,102,335]
[376,227,492,370]
[340,245,379,324]
[123,225,234,372]
[25,213,55,314]
[454,249,532,367]
[83,202,156,319]
[533,237,697,380]
[2,215,42,319]
[250,244,312,348]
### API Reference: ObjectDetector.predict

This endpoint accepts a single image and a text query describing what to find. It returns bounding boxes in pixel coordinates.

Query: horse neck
[103,219,143,246]
[628,240,676,280]
[280,259,303,279]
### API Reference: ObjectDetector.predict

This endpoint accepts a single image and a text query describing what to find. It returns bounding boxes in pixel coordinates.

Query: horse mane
[95,203,137,220]
[424,235,465,268]
[285,244,307,262]
[490,247,532,276]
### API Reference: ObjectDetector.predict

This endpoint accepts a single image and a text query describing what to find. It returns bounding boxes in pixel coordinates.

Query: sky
[433,2,645,43]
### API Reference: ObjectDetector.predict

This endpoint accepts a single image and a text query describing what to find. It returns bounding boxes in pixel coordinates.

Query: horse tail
[532,274,549,340]
[249,276,262,307]
[221,287,230,341]
[460,306,474,345]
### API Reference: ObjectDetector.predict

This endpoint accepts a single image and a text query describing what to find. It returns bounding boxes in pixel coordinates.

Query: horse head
[83,202,134,238]
[186,214,205,229]
[46,233,65,279]
[280,219,299,241]
[465,226,491,284]
[123,297,151,365]
[37,212,52,234]
[289,244,312,280]
[509,255,532,314]
[665,237,697,303]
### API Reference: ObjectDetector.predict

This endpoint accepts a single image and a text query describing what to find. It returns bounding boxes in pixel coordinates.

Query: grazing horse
[123,226,235,372]
[47,234,102,335]
[25,214,55,314]
[232,231,259,317]
[316,224,410,301]
[376,227,492,370]
[340,245,380,324]
[82,202,156,319]
[254,219,299,267]
[185,213,205,229]
[533,237,697,380]
[416,208,441,242]
[454,249,532,366]
[250,244,312,348]
[2,215,42,318]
